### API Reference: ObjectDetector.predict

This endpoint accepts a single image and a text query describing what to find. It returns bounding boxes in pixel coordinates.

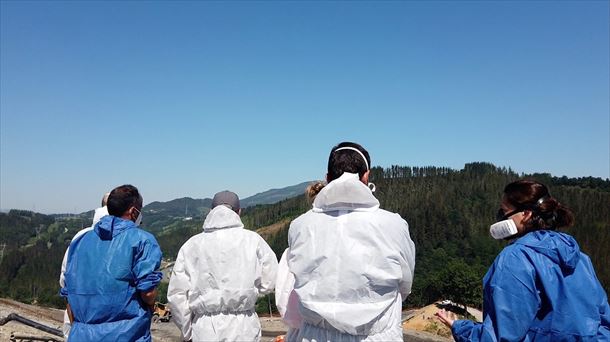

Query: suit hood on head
[203,205,244,231]
[313,172,379,212]
[94,215,137,240]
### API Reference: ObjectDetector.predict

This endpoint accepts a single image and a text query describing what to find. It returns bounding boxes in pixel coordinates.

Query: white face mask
[489,218,518,240]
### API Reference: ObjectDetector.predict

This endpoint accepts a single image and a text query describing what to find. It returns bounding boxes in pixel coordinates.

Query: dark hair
[503,180,574,230]
[327,142,371,181]
[107,185,142,217]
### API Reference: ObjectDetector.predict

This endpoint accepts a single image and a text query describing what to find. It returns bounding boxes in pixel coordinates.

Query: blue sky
[1,1,608,213]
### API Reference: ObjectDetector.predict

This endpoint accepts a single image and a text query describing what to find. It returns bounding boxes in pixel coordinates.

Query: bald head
[102,192,110,207]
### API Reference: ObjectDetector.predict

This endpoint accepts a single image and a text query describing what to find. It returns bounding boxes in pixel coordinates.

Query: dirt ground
[0,298,65,341]
[1,298,456,342]
[402,302,483,340]
[403,303,453,339]
[0,298,287,342]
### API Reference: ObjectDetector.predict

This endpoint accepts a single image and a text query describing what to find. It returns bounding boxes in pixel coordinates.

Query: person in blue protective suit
[59,192,110,338]
[436,180,610,341]
[61,184,163,342]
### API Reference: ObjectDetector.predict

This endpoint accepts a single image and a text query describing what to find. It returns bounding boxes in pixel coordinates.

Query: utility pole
[0,243,6,265]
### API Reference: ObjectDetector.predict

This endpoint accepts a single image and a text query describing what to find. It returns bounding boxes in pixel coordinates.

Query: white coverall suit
[168,205,279,342]
[277,172,416,341]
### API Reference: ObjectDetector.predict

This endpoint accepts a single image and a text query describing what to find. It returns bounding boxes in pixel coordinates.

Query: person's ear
[131,206,141,220]
[361,170,370,184]
[521,210,533,226]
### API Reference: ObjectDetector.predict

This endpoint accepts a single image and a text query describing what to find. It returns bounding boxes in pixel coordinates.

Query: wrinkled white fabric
[285,173,415,342]
[168,205,279,342]
[276,249,302,334]
[59,206,108,337]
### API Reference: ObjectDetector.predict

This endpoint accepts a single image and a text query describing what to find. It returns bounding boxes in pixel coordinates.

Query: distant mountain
[145,197,213,217]
[240,181,312,208]
[139,182,312,233]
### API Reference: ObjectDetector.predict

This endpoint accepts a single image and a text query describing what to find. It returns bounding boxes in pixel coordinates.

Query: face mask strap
[334,147,369,170]
[536,195,549,207]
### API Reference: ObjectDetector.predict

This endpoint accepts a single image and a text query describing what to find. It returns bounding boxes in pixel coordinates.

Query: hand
[435,309,457,328]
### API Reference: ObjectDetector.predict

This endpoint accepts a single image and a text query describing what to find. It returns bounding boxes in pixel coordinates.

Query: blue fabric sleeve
[59,286,68,298]
[598,294,610,339]
[452,249,540,342]
[132,235,163,292]
[452,319,496,342]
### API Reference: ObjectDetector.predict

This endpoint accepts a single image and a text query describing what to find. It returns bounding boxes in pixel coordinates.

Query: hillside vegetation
[0,162,608,310]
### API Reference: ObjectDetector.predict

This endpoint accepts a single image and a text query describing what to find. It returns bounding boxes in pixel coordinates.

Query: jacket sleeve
[256,236,279,295]
[452,250,539,342]
[167,247,193,341]
[132,234,163,292]
[398,218,416,299]
[275,248,303,329]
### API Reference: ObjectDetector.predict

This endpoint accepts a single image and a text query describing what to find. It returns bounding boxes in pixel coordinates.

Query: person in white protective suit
[168,190,279,342]
[58,192,109,338]
[277,141,416,341]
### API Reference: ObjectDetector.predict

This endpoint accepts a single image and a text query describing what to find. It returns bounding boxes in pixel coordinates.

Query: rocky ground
[0,299,287,342]
[0,298,452,342]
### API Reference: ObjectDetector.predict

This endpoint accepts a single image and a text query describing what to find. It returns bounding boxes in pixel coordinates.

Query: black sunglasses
[496,208,521,221]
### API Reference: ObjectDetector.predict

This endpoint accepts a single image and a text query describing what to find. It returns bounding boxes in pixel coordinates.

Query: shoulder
[71,227,94,241]
[290,210,315,225]
[288,210,315,232]
[240,229,271,247]
[129,227,161,246]
[375,208,409,224]
[488,243,537,286]
[495,243,531,267]
[177,232,205,252]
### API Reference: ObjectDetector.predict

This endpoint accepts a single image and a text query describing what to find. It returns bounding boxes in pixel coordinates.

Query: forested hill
[0,162,608,310]
[243,162,610,308]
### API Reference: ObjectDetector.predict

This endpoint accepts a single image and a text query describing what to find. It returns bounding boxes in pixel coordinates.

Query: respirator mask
[489,208,520,240]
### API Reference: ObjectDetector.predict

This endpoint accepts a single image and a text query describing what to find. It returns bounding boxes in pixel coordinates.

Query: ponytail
[307,181,326,202]
[504,179,575,230]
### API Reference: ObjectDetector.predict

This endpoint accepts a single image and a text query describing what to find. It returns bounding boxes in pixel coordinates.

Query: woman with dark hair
[276,142,416,341]
[436,180,610,341]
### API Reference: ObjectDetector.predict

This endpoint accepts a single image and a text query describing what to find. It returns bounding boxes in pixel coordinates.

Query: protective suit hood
[203,205,244,231]
[313,172,379,212]
[515,230,580,272]
[92,206,109,226]
[94,215,136,241]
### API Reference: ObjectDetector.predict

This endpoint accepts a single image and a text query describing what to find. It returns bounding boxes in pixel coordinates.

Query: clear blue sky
[1,1,608,213]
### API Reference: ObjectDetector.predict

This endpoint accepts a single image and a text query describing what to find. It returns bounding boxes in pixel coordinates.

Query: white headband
[334,147,369,170]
